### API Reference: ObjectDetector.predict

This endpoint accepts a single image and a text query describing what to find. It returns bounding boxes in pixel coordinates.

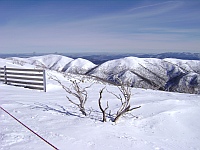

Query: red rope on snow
[0,106,59,150]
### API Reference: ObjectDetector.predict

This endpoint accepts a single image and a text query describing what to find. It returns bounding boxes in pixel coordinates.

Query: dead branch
[50,75,92,116]
[107,78,141,123]
[98,87,109,122]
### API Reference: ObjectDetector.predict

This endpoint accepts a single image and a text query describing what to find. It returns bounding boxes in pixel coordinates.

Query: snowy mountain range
[1,54,200,150]
[88,57,200,94]
[1,54,200,94]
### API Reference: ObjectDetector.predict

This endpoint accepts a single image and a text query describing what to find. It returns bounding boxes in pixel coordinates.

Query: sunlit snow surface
[0,55,200,150]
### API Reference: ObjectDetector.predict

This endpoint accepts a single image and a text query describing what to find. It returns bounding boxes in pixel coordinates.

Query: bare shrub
[51,76,92,116]
[107,80,141,123]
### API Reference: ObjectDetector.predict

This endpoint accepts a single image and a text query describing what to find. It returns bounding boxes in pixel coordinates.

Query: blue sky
[0,0,200,54]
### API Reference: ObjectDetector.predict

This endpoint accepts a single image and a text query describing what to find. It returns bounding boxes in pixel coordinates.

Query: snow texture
[0,56,200,150]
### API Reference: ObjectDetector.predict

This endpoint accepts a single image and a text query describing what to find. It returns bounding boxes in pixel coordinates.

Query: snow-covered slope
[0,67,200,150]
[88,57,200,93]
[0,57,36,69]
[4,55,96,74]
[29,54,73,71]
[62,58,97,74]
[6,54,74,71]
[88,57,164,77]
[164,58,200,73]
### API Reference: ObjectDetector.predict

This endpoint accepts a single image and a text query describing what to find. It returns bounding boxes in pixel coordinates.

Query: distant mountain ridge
[1,54,200,94]
[0,52,200,64]
[5,54,96,75]
[75,52,200,64]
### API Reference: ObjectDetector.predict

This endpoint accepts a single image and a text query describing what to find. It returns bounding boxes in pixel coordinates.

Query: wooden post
[4,66,7,84]
[43,70,46,92]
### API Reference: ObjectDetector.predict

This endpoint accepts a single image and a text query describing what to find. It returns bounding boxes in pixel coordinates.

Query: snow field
[1,73,200,150]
